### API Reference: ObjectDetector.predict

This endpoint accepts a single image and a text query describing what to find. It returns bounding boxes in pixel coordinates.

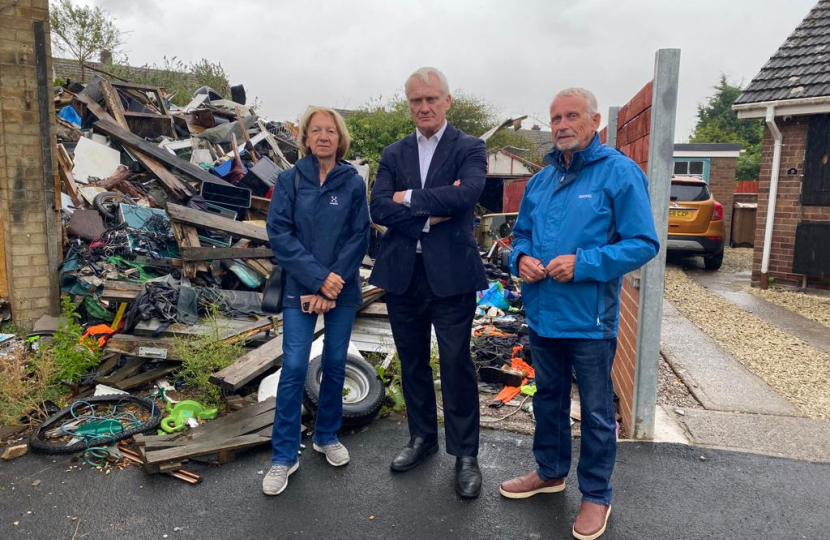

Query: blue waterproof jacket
[509,134,659,339]
[266,155,370,309]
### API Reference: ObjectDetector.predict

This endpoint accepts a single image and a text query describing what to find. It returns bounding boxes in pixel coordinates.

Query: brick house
[733,0,830,288]
[673,143,741,243]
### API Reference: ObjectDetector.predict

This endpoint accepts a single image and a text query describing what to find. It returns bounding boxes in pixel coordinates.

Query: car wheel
[704,250,724,271]
[304,353,385,428]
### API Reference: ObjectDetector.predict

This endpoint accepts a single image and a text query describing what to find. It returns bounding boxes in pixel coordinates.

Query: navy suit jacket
[369,123,489,297]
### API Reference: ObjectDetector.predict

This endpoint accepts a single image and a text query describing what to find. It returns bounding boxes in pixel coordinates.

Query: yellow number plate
[669,210,691,218]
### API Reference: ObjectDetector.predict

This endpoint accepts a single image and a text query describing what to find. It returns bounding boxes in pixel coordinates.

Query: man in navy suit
[370,67,488,498]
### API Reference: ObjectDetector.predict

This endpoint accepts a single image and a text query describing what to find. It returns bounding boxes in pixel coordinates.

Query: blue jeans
[530,329,618,505]
[271,306,357,466]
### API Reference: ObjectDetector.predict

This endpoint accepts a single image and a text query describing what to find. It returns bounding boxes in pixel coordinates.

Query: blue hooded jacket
[266,155,370,309]
[509,134,659,339]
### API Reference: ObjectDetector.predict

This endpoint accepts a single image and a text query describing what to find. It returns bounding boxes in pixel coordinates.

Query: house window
[803,114,830,206]
[673,158,710,182]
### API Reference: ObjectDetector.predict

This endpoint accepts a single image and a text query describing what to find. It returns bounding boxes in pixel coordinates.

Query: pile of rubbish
[0,75,387,481]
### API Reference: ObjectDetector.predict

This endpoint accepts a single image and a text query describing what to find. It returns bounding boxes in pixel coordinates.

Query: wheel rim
[318,363,372,404]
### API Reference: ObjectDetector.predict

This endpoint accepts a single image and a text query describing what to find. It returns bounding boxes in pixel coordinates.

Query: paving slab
[687,269,830,356]
[2,417,830,540]
[660,300,799,416]
[677,408,830,463]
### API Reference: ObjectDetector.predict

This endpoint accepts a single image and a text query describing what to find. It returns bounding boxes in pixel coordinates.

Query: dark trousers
[530,330,618,505]
[385,255,480,457]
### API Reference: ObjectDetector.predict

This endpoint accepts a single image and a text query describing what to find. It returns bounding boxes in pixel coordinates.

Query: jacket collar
[295,154,356,189]
[544,132,607,173]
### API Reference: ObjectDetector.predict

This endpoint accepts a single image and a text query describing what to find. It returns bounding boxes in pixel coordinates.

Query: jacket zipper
[596,282,602,328]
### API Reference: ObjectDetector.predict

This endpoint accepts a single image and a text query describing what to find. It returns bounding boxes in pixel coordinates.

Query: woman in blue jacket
[263,107,369,496]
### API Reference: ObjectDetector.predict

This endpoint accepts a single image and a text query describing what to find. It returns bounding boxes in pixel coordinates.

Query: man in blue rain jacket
[498,88,659,540]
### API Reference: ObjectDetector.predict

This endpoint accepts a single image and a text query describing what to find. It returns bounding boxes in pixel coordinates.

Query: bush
[173,308,245,406]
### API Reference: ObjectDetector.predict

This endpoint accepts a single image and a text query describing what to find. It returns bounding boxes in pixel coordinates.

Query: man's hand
[429,216,450,225]
[320,272,344,299]
[546,255,576,282]
[518,255,547,283]
[308,295,336,314]
[393,191,408,204]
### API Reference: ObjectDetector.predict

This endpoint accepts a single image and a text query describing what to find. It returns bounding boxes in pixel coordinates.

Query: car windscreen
[670,182,711,202]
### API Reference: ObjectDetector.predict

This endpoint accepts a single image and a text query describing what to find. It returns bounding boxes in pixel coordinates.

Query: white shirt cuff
[403,189,413,207]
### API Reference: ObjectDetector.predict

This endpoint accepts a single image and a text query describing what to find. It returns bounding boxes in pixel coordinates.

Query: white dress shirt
[404,121,448,252]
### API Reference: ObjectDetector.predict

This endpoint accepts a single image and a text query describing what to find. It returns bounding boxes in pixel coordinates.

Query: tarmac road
[1,416,828,540]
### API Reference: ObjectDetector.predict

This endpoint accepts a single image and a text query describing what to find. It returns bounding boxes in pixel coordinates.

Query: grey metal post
[606,106,620,149]
[631,48,680,440]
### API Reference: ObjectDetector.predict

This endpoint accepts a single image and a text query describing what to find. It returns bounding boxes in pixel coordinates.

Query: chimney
[100,50,112,64]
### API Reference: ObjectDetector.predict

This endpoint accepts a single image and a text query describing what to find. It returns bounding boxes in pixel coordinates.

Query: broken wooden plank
[180,246,273,261]
[135,398,276,448]
[115,362,180,390]
[94,357,147,385]
[209,319,325,392]
[92,119,228,189]
[357,302,388,319]
[144,434,269,465]
[166,203,269,243]
[104,335,181,361]
[56,144,81,206]
[101,78,192,201]
[132,317,272,343]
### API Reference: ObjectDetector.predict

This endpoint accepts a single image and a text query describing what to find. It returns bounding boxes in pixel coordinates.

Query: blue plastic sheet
[477,282,511,311]
[58,105,82,127]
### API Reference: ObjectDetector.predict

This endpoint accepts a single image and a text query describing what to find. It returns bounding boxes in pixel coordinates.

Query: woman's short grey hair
[405,67,450,96]
[554,88,599,116]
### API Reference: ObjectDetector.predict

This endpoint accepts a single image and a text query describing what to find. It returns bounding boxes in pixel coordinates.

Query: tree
[690,76,764,181]
[345,92,540,180]
[49,0,125,81]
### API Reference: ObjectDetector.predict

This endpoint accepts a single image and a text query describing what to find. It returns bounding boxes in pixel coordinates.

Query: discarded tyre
[29,395,163,455]
[303,353,385,428]
[93,191,135,221]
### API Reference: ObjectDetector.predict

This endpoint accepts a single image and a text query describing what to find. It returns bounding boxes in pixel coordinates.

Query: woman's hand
[320,272,345,299]
[309,294,335,314]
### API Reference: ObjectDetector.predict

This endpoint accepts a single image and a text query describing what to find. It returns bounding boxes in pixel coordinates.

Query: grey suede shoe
[262,462,299,496]
[313,441,350,467]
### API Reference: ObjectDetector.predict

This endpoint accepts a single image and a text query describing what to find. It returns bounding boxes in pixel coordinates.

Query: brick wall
[0,0,61,326]
[709,156,737,243]
[751,117,830,288]
[614,277,640,431]
[602,81,653,436]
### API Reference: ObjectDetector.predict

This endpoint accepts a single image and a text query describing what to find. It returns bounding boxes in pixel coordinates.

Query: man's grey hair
[405,67,450,96]
[554,87,599,115]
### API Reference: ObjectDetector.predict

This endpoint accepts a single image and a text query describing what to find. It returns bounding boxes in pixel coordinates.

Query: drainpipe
[760,106,783,290]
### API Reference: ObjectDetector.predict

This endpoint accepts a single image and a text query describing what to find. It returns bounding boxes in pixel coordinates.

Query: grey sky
[77,0,816,142]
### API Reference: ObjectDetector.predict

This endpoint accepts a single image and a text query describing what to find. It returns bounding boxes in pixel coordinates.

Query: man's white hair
[554,88,599,115]
[405,67,450,96]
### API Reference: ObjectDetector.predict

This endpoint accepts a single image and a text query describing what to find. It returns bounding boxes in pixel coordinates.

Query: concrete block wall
[752,117,830,288]
[0,0,61,326]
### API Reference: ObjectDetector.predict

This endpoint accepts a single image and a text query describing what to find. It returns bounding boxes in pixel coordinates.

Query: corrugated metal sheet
[735,1,830,104]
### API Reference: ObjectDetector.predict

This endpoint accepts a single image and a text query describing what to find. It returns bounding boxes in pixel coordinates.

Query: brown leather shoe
[572,501,611,540]
[499,470,565,499]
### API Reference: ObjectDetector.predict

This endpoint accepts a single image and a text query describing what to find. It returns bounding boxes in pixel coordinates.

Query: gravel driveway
[663,265,830,419]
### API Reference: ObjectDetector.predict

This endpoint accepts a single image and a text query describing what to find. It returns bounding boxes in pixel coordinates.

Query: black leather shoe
[455,456,482,498]
[390,436,438,472]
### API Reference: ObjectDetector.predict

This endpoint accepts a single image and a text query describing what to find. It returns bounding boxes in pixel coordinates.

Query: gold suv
[667,176,724,270]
